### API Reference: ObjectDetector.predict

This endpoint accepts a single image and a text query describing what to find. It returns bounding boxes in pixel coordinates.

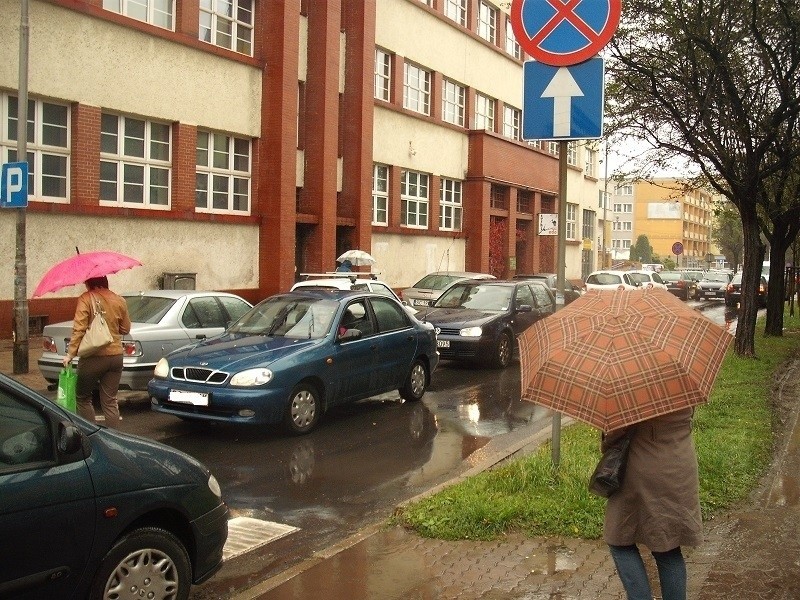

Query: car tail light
[42,336,57,353]
[122,340,143,357]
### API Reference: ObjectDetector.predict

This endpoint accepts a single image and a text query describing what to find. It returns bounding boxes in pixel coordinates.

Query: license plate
[169,389,209,406]
[413,299,430,306]
[437,340,450,348]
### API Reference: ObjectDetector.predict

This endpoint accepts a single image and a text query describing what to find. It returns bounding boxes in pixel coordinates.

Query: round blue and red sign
[672,242,684,256]
[511,0,622,67]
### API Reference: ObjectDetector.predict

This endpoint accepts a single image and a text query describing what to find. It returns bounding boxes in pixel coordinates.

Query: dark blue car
[148,290,439,434]
[0,373,228,600]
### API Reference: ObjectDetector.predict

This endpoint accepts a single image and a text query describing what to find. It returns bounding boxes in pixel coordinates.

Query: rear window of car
[124,295,176,324]
[660,272,681,282]
[412,274,461,290]
[703,274,730,283]
[587,273,622,285]
[629,273,650,285]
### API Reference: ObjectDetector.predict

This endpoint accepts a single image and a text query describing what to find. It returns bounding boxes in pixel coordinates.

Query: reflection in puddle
[527,544,579,575]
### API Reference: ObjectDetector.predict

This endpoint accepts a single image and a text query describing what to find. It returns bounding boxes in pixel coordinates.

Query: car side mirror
[338,329,362,341]
[516,304,533,313]
[58,422,84,455]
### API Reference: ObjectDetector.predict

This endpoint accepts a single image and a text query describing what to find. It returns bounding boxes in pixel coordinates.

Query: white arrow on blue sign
[522,57,605,140]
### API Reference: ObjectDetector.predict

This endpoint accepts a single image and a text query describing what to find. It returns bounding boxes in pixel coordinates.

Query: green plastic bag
[57,364,77,413]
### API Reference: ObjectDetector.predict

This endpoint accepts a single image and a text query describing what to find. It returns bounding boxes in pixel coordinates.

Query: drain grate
[223,517,300,561]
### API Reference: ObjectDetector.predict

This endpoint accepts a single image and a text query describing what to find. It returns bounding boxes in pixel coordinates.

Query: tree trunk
[734,208,764,357]
[764,235,788,336]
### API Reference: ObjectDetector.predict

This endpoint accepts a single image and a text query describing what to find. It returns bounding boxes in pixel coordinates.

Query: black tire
[400,359,427,401]
[90,527,191,600]
[283,382,321,434]
[492,333,513,369]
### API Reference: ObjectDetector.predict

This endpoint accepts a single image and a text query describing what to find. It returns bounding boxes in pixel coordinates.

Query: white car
[584,270,642,291]
[627,270,669,290]
[291,274,416,313]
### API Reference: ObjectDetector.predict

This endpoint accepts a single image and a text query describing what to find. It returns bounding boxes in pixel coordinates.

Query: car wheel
[400,359,427,401]
[284,382,321,435]
[90,527,191,600]
[492,333,513,369]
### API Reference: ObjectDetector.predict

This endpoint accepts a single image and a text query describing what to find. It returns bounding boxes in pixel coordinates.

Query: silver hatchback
[38,290,253,391]
[401,271,496,308]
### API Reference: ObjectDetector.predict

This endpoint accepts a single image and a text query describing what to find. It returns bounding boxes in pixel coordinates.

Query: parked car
[148,289,438,434]
[694,271,732,301]
[659,270,699,301]
[627,270,669,291]
[416,279,556,369]
[513,273,582,304]
[401,271,495,308]
[0,372,228,600]
[725,272,768,307]
[38,290,253,391]
[291,274,415,313]
[584,270,642,291]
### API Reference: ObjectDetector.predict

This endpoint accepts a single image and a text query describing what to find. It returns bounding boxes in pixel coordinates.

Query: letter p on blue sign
[1,162,28,208]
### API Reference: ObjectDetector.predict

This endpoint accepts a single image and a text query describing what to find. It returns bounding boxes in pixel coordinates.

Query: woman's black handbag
[589,431,633,498]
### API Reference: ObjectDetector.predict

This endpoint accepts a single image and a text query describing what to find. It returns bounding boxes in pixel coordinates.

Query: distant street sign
[672,242,684,255]
[511,0,622,66]
[522,57,604,140]
[1,162,28,208]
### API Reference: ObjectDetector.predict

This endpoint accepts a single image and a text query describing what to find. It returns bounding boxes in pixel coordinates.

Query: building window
[103,0,173,29]
[566,203,577,239]
[505,17,522,58]
[100,113,170,208]
[503,106,520,140]
[404,63,431,116]
[375,48,391,102]
[440,178,463,231]
[566,141,578,166]
[613,239,632,249]
[613,203,633,213]
[490,184,507,209]
[444,0,467,26]
[401,170,429,228]
[582,209,595,239]
[548,141,560,155]
[474,93,495,131]
[477,1,497,43]
[199,0,253,55]
[442,79,466,126]
[613,220,633,231]
[527,140,543,150]
[517,190,532,213]
[2,94,69,202]
[372,164,389,226]
[585,147,596,176]
[616,183,633,195]
[196,130,251,214]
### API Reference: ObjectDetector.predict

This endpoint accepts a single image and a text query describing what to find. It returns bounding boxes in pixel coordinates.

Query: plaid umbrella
[519,288,732,432]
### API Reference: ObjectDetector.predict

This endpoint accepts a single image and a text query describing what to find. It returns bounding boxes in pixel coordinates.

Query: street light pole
[13,0,30,374]
[602,141,609,268]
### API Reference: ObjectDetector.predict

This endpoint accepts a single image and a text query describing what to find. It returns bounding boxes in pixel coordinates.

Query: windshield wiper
[266,303,296,336]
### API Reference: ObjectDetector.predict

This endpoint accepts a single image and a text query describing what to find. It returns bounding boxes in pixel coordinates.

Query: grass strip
[394,309,800,541]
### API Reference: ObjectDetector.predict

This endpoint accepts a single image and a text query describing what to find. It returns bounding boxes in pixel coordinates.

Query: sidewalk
[230,358,800,600]
[3,342,799,599]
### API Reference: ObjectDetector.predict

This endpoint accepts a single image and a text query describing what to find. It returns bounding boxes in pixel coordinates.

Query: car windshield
[434,284,512,312]
[228,296,338,339]
[412,274,462,290]
[124,295,176,324]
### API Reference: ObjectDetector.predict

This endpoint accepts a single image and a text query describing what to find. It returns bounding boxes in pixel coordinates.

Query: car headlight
[207,474,222,498]
[459,326,483,337]
[230,368,273,386]
[154,357,169,378]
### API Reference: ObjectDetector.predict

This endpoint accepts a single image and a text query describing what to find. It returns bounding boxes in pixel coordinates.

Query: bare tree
[711,200,743,273]
[607,0,800,357]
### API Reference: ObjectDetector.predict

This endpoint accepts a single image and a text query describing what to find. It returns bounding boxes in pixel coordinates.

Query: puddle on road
[526,544,579,575]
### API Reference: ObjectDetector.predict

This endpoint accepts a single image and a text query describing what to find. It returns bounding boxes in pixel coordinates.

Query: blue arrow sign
[522,57,604,140]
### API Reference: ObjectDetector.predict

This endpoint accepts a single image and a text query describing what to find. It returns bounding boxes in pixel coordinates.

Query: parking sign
[1,162,29,208]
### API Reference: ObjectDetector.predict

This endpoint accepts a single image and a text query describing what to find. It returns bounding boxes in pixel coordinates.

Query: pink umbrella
[33,251,142,297]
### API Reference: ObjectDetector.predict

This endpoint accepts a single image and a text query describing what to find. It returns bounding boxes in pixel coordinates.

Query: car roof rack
[299,272,379,282]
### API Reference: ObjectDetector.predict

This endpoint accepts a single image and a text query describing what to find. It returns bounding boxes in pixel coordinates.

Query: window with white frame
[375,48,391,101]
[100,113,170,208]
[474,93,495,131]
[566,141,578,165]
[548,141,559,155]
[616,183,633,195]
[442,79,465,126]
[195,130,251,214]
[403,63,431,115]
[477,1,497,43]
[103,0,173,30]
[199,0,253,55]
[613,203,633,213]
[440,178,463,231]
[613,220,633,231]
[582,209,595,239]
[585,147,596,176]
[503,106,520,140]
[505,17,521,58]
[2,94,69,202]
[444,0,467,26]
[372,164,389,225]
[401,170,429,228]
[566,203,577,239]
[613,239,632,249]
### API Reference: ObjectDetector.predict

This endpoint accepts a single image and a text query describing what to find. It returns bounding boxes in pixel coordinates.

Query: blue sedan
[148,290,439,434]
